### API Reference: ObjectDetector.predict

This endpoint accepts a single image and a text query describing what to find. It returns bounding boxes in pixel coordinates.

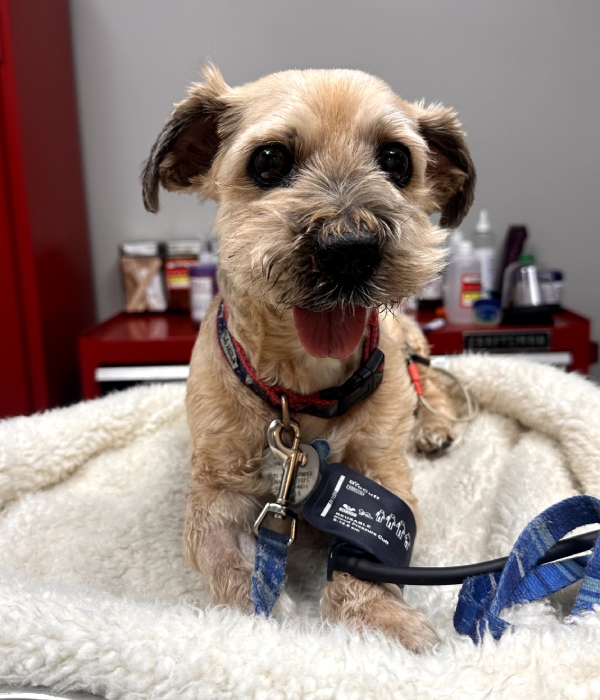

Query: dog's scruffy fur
[143,66,475,652]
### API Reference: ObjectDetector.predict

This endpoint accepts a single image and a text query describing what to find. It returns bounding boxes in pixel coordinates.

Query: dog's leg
[185,481,256,611]
[322,572,438,652]
[408,333,457,455]
[320,427,439,652]
[320,487,438,651]
[384,313,457,454]
[185,460,296,617]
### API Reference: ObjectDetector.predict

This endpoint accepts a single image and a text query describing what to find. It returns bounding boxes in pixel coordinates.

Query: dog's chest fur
[187,300,416,497]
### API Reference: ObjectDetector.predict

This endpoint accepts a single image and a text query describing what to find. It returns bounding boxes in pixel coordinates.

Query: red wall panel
[0,0,95,417]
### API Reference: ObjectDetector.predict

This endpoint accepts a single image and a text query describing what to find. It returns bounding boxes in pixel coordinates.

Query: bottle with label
[189,243,218,325]
[443,239,482,325]
[538,269,564,306]
[164,239,202,312]
[439,229,464,310]
[473,209,497,298]
[449,228,465,257]
[418,238,450,310]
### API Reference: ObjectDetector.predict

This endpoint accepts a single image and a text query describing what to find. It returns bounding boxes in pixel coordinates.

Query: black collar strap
[216,300,385,418]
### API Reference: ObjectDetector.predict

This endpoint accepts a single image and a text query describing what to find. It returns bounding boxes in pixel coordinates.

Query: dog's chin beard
[292,304,368,360]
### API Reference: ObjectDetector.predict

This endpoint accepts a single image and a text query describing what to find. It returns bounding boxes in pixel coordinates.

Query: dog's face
[143,67,474,356]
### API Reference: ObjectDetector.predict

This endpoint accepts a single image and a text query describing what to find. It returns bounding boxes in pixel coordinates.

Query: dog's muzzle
[314,230,381,286]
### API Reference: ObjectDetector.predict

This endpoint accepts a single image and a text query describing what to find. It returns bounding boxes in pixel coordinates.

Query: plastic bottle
[449,229,465,258]
[443,239,482,325]
[164,239,202,311]
[189,243,218,325]
[538,269,564,306]
[419,234,458,309]
[441,229,464,310]
[473,210,496,298]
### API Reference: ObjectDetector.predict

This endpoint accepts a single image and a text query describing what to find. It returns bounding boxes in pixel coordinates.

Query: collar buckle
[322,348,385,417]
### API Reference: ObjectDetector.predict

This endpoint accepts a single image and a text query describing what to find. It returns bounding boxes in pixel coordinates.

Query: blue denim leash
[455,495,600,642]
[251,527,289,617]
[252,439,332,617]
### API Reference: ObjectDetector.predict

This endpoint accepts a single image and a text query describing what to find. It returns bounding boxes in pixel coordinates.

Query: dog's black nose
[314,230,381,284]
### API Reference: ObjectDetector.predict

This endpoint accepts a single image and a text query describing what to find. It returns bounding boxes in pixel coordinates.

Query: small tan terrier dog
[143,66,475,652]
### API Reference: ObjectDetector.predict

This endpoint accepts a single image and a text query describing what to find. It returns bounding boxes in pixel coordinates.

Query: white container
[473,209,497,297]
[444,239,482,325]
[449,228,465,258]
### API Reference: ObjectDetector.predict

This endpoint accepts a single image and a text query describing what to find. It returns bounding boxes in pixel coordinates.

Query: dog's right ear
[142,65,230,213]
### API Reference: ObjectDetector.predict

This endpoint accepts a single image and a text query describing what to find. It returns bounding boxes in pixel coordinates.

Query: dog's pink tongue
[293,306,367,359]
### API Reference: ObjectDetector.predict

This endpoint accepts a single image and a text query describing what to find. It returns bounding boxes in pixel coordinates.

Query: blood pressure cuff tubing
[302,462,416,579]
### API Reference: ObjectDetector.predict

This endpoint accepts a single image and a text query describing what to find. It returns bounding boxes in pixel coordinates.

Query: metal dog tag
[262,442,320,506]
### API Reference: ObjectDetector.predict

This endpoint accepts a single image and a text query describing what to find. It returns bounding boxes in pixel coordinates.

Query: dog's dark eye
[249,144,294,188]
[378,143,412,188]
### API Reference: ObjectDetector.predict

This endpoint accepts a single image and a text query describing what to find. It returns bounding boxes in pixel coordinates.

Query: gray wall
[69,0,600,378]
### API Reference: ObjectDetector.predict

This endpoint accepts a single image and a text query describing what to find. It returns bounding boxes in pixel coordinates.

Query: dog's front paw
[322,574,439,652]
[212,561,296,618]
[412,421,455,456]
[358,597,439,653]
[325,595,439,653]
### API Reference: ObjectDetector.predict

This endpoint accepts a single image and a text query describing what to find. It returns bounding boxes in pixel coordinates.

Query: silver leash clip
[253,411,307,546]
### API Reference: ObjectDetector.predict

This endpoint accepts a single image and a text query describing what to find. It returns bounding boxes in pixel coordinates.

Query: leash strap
[454,495,600,642]
[251,440,330,617]
[251,527,289,617]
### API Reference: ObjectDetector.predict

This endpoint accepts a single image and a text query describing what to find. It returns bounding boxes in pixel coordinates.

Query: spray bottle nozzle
[476,209,491,234]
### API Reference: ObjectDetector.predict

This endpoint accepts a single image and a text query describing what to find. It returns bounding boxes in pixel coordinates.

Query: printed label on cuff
[302,462,416,567]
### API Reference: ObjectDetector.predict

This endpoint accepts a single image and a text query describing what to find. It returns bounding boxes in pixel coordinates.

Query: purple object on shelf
[497,225,528,299]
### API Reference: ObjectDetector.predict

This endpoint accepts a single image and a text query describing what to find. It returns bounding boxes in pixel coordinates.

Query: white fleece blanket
[2,355,600,699]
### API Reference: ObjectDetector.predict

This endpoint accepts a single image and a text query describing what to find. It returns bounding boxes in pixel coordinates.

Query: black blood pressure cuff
[302,461,416,580]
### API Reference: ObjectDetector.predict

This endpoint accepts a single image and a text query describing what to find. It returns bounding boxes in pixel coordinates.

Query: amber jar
[164,240,201,311]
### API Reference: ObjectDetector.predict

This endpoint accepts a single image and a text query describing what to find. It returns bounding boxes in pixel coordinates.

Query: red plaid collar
[216,301,384,418]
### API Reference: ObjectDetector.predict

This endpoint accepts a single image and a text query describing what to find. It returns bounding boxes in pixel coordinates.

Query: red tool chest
[78,309,598,401]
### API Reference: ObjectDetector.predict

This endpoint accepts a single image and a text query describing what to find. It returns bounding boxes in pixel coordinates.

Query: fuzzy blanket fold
[1,355,600,699]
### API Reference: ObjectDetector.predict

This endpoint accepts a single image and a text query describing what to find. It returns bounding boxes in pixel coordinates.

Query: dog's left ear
[414,103,476,228]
